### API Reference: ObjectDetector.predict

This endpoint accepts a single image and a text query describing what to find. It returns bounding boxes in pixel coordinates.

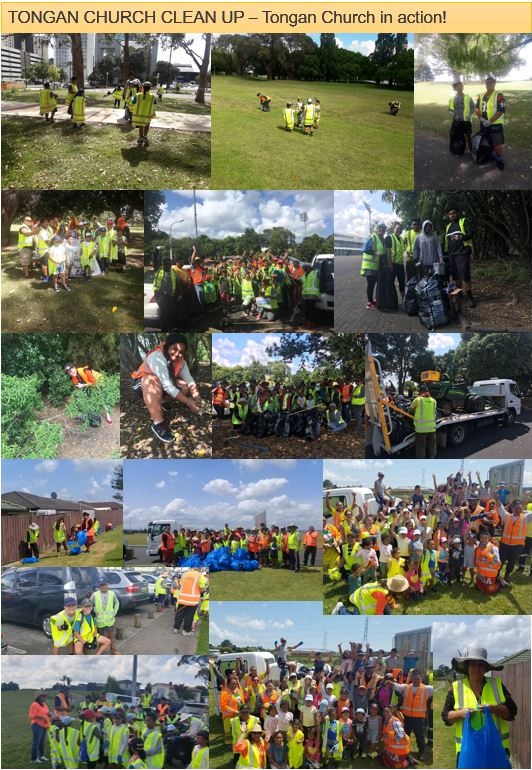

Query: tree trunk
[69,34,84,83]
[122,34,130,84]
[195,34,211,105]
[1,191,22,247]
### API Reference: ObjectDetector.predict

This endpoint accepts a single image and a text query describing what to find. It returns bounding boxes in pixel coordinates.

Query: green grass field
[210,566,322,602]
[1,117,210,190]
[414,80,532,150]
[212,76,414,189]
[197,613,209,655]
[124,532,147,546]
[2,227,143,333]
[5,527,123,569]
[432,682,455,770]
[323,570,531,615]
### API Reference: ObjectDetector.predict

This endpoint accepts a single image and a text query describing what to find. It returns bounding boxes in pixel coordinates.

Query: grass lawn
[212,76,413,189]
[2,226,143,332]
[432,681,455,770]
[210,565,323,602]
[197,613,209,655]
[323,570,531,615]
[124,531,147,546]
[414,80,532,151]
[1,117,210,190]
[4,527,123,569]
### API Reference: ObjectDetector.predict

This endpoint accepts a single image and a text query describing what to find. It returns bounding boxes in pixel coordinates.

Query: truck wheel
[504,410,516,426]
[41,613,52,638]
[448,423,467,447]
[438,399,453,416]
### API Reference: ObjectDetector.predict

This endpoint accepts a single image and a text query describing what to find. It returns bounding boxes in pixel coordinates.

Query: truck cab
[469,379,522,423]
[323,487,379,518]
[311,254,334,312]
[146,520,178,557]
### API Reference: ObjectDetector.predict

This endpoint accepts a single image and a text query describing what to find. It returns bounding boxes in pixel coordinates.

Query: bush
[47,368,74,407]
[1,374,62,458]
[64,374,120,430]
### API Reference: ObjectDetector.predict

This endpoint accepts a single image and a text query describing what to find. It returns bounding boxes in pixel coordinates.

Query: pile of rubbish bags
[179,546,260,572]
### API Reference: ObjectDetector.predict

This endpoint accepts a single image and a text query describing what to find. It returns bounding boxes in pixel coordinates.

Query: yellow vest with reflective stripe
[153,268,177,292]
[77,612,98,643]
[351,384,365,406]
[350,581,387,614]
[53,523,67,543]
[449,94,472,121]
[361,234,384,274]
[412,396,437,434]
[39,88,57,112]
[231,714,258,745]
[452,677,509,755]
[321,716,343,760]
[444,218,472,251]
[18,227,34,249]
[72,96,86,123]
[403,229,418,257]
[50,609,77,647]
[479,91,504,125]
[283,107,294,128]
[301,270,320,299]
[59,725,80,769]
[27,527,39,543]
[93,590,118,627]
[38,228,53,256]
[108,722,128,763]
[342,542,361,569]
[66,83,78,106]
[235,739,266,769]
[82,721,100,760]
[190,746,209,768]
[304,104,315,126]
[133,92,156,126]
[390,233,404,264]
[143,728,164,768]
[288,531,300,549]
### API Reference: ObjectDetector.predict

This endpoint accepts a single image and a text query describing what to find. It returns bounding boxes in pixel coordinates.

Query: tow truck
[365,341,523,456]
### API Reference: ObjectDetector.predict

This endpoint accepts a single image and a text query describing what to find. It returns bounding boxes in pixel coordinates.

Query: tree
[111,464,123,502]
[369,333,430,392]
[414,59,435,82]
[416,34,532,80]
[88,56,119,86]
[1,681,20,691]
[160,34,211,104]
[323,479,337,489]
[27,61,60,83]
[195,34,212,105]
[319,34,339,81]
[267,333,365,379]
[105,676,120,693]
[152,60,179,87]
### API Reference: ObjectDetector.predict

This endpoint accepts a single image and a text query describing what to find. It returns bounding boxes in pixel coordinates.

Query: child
[304,726,320,768]
[283,102,295,131]
[296,97,304,127]
[111,85,123,108]
[287,720,305,769]
[39,81,58,122]
[379,533,393,579]
[80,231,97,280]
[116,229,128,273]
[409,529,423,569]
[449,536,464,584]
[189,731,209,769]
[463,525,477,584]
[314,99,321,128]
[405,565,423,599]
[366,702,383,757]
[48,235,71,293]
[277,699,294,737]
[421,539,438,591]
[71,88,86,128]
[387,547,405,578]
[268,731,288,769]
[359,536,379,584]
[264,703,279,743]
[436,537,449,584]
[339,707,353,759]
[64,232,80,278]
[157,84,164,102]
[352,708,369,759]
[132,82,156,147]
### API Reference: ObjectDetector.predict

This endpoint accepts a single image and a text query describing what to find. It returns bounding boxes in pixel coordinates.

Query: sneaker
[173,628,178,634]
[496,158,505,170]
[366,301,376,309]
[39,757,48,761]
[41,276,49,283]
[499,578,510,587]
[143,138,150,147]
[151,421,175,443]
[54,286,60,293]
[182,630,193,636]
[105,415,113,425]
[62,285,71,292]
[331,601,344,615]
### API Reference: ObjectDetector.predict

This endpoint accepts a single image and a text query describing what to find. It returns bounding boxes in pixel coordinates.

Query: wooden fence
[1,510,123,564]
[499,661,531,770]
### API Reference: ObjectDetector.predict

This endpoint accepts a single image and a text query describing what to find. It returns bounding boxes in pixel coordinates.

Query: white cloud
[226,615,295,631]
[323,459,394,487]
[433,617,530,667]
[156,480,166,489]
[234,459,298,470]
[203,478,238,496]
[236,477,288,500]
[209,621,258,646]
[335,190,397,242]
[427,333,457,352]
[213,335,283,368]
[168,471,179,477]
[36,460,58,473]
[347,39,375,56]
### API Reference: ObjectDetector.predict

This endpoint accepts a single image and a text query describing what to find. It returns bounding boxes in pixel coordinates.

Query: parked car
[101,570,150,609]
[1,566,104,637]
[140,573,157,598]
[144,268,160,326]
[311,254,334,312]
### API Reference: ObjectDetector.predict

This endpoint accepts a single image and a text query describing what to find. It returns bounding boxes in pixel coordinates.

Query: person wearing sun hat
[233,722,267,768]
[442,645,517,766]
[334,574,409,615]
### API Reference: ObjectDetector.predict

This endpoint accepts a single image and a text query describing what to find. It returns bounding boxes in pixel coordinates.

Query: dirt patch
[39,403,120,458]
[120,382,212,458]
[212,418,365,459]
[414,130,532,190]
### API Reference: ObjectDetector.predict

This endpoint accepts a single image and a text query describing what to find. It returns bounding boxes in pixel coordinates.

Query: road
[126,545,162,566]
[334,252,462,333]
[2,602,201,655]
[366,408,532,459]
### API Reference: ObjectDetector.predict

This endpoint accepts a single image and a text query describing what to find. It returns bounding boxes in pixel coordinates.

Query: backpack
[449,120,466,155]
[472,129,493,165]
[363,236,374,254]
[274,412,290,438]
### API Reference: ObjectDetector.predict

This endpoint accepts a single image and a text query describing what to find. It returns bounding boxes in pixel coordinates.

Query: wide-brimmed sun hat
[451,646,504,675]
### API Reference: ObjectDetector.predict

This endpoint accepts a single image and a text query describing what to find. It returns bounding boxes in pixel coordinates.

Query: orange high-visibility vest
[501,515,527,546]
[191,267,204,285]
[213,387,226,405]
[131,344,185,381]
[71,367,100,386]
[341,384,353,403]
[220,689,240,720]
[402,684,428,718]
[157,703,169,722]
[475,544,500,579]
[383,718,410,756]
[178,570,201,606]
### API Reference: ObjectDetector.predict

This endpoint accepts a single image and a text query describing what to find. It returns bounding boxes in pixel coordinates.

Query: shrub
[1,374,62,458]
[47,368,74,407]
[65,374,120,430]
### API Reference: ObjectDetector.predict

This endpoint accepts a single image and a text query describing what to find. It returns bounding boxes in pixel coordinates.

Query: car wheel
[41,614,52,638]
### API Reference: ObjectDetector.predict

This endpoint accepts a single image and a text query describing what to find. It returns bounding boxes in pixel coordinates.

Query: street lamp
[168,220,185,263]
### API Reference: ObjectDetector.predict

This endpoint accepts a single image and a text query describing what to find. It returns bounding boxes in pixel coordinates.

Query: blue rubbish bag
[178,555,202,568]
[69,546,81,555]
[241,560,260,571]
[21,556,39,564]
[77,530,87,546]
[233,547,249,561]
[458,707,511,769]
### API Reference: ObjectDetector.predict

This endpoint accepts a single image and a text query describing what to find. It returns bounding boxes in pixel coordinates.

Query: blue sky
[210,601,430,650]
[433,616,530,668]
[310,34,414,55]
[323,459,531,490]
[213,333,309,372]
[1,460,121,502]
[157,191,334,243]
[0,655,205,690]
[123,459,322,531]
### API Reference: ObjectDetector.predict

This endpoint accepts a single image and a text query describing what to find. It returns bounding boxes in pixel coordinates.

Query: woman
[131,334,201,444]
[28,692,51,764]
[233,723,267,768]
[381,705,410,768]
[53,517,68,554]
[441,646,517,768]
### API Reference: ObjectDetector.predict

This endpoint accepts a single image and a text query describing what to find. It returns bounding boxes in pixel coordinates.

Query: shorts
[19,247,32,267]
[48,260,65,276]
[488,125,504,144]
[449,251,471,283]
[458,119,472,135]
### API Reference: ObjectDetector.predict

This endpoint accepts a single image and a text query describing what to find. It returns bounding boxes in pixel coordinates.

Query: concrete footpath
[1,102,211,133]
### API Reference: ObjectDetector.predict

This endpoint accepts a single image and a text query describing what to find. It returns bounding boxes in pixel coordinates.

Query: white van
[323,486,379,517]
[311,254,334,312]
[106,692,140,708]
[146,520,178,557]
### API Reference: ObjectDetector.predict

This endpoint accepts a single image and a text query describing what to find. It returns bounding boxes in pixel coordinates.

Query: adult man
[394,668,432,756]
[402,218,421,282]
[495,496,532,582]
[444,206,476,308]
[374,472,389,509]
[26,522,40,558]
[18,215,37,278]
[303,526,318,567]
[173,568,207,635]
[409,386,437,459]
[287,524,301,572]
[336,575,409,615]
[37,218,53,283]
[448,81,475,153]
[361,221,386,309]
[161,525,175,566]
[39,81,58,122]
[350,380,365,434]
[386,222,406,301]
[475,75,506,170]
[299,262,321,324]
[90,578,121,655]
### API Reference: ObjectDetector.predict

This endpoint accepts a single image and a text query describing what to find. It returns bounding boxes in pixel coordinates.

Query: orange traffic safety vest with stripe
[220,689,240,720]
[383,718,410,756]
[53,692,71,719]
[402,683,428,718]
[261,689,280,713]
[475,543,501,579]
[191,267,204,285]
[71,367,101,386]
[178,570,202,606]
[501,514,527,546]
[340,384,353,403]
[213,387,226,405]
[157,703,169,723]
[131,344,185,381]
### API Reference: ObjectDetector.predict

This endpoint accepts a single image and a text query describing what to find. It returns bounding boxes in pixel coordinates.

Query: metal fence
[500,660,531,770]
[1,510,123,564]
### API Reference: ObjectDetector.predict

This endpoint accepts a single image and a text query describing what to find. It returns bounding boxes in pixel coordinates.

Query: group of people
[256,93,321,136]
[212,642,432,768]
[212,378,365,436]
[151,248,325,330]
[150,567,209,637]
[448,75,506,170]
[29,687,209,767]
[24,510,102,561]
[325,471,532,615]
[160,523,319,571]
[39,73,158,146]
[17,213,130,287]
[361,206,477,313]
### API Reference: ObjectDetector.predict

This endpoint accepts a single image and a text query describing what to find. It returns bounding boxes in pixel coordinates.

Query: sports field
[212,76,414,189]
[210,565,323,602]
